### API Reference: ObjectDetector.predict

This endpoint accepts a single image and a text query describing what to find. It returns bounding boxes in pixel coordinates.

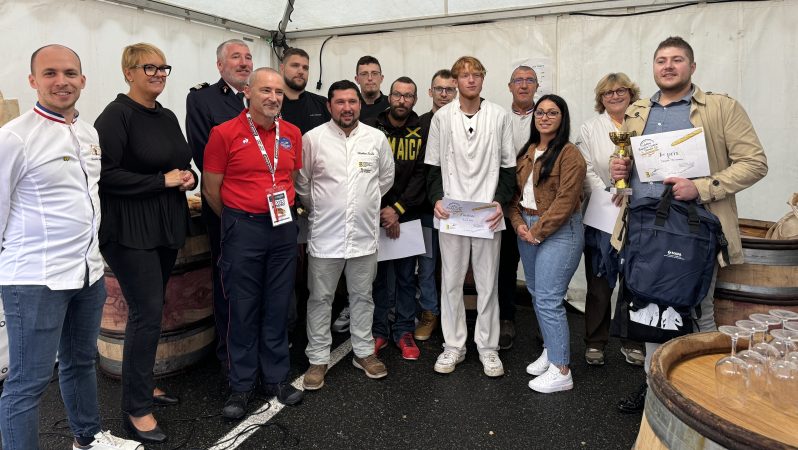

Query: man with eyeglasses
[185,39,253,379]
[414,69,457,341]
[498,64,540,350]
[355,55,389,121]
[609,36,767,413]
[362,77,427,360]
[426,56,516,377]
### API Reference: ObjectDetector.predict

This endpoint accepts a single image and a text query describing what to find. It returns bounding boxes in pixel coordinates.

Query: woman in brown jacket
[508,94,586,394]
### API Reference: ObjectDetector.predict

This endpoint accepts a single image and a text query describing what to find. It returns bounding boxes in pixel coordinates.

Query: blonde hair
[593,72,640,113]
[121,43,166,84]
[451,56,486,78]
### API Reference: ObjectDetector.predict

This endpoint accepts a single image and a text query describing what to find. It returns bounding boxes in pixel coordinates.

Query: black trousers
[219,208,297,392]
[101,242,178,417]
[498,217,519,321]
[201,197,228,367]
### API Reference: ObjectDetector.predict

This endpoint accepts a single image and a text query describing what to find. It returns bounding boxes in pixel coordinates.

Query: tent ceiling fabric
[152,0,617,33]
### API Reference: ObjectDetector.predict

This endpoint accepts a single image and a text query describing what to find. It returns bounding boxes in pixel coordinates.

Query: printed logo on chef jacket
[356,149,377,174]
[279,137,292,150]
[88,144,102,160]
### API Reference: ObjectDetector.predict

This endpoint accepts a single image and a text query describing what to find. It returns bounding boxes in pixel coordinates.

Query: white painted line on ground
[209,339,353,450]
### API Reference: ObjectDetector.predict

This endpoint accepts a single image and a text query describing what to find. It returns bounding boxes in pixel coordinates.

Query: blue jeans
[1,279,106,450]
[517,213,584,366]
[416,214,439,315]
[373,256,417,342]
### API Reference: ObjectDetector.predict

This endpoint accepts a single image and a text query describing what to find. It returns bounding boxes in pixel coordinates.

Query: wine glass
[770,328,798,359]
[749,314,782,362]
[750,313,781,331]
[767,359,798,415]
[769,309,798,328]
[715,326,750,408]
[784,321,798,332]
[735,320,769,399]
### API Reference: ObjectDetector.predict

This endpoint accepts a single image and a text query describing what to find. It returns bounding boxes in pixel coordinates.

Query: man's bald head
[31,44,82,74]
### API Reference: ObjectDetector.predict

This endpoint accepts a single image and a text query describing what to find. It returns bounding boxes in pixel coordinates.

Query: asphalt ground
[29,294,648,450]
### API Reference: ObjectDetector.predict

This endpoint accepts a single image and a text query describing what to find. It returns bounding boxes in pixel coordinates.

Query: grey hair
[246,67,281,86]
[216,39,249,61]
[509,65,537,83]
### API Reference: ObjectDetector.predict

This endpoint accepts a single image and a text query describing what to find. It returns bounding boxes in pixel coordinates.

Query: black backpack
[618,184,728,309]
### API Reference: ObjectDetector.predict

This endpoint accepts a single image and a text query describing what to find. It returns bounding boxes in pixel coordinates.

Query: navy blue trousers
[219,208,297,392]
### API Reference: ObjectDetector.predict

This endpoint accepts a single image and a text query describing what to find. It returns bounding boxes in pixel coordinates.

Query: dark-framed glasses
[534,109,560,119]
[390,91,416,101]
[431,87,457,95]
[602,87,629,98]
[134,64,172,76]
[511,77,538,86]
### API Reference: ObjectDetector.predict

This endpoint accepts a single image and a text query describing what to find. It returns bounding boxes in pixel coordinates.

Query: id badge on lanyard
[246,113,293,226]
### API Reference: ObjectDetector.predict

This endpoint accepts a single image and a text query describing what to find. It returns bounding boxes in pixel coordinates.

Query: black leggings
[101,242,178,417]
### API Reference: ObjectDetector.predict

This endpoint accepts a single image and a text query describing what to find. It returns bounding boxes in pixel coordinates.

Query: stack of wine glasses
[716,309,798,415]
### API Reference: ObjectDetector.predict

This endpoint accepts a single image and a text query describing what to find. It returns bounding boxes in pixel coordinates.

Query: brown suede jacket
[508,142,586,242]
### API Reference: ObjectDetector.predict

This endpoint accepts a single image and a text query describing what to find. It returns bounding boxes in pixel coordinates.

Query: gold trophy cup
[609,131,634,196]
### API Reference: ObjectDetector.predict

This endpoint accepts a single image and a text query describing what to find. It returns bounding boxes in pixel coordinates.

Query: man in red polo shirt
[203,68,303,420]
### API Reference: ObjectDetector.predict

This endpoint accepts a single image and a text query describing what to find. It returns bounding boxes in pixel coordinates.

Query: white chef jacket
[575,111,617,198]
[425,98,515,203]
[0,104,104,290]
[296,120,394,259]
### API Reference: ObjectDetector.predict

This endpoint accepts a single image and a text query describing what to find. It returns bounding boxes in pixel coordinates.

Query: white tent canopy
[2,0,795,224]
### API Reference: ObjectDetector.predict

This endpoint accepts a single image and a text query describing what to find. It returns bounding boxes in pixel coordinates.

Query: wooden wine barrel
[98,215,215,378]
[714,219,798,326]
[636,331,797,450]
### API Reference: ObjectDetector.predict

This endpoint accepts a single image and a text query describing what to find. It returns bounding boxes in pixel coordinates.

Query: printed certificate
[631,127,710,182]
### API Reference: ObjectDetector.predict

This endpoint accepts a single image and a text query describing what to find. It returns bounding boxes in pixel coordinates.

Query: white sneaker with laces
[479,351,505,377]
[434,349,465,374]
[331,306,350,333]
[528,363,573,393]
[526,348,550,376]
[73,430,143,450]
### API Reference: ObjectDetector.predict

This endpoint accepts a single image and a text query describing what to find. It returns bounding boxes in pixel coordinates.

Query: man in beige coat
[610,36,767,413]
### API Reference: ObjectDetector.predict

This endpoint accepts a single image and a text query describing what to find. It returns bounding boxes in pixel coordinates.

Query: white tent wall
[0,0,272,165]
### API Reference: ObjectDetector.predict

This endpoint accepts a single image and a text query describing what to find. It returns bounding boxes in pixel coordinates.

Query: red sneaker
[374,337,389,356]
[397,332,420,360]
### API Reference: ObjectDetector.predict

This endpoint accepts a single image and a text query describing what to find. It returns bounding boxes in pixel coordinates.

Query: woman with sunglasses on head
[509,94,586,393]
[574,73,646,369]
[94,43,195,444]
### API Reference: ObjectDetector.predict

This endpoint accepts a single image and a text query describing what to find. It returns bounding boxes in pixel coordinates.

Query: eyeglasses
[357,71,382,78]
[458,72,484,80]
[511,77,538,86]
[602,87,629,98]
[431,87,457,95]
[134,64,172,76]
[390,92,416,101]
[534,110,560,119]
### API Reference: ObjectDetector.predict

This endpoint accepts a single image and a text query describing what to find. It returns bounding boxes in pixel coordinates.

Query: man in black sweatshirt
[362,76,427,360]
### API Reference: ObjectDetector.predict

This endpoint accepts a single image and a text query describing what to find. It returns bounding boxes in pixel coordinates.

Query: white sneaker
[479,351,505,377]
[434,350,465,374]
[73,430,143,450]
[528,364,573,393]
[332,306,350,333]
[526,348,550,376]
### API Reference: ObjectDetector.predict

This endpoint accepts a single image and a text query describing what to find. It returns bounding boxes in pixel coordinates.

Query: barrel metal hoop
[742,248,798,266]
[715,283,798,301]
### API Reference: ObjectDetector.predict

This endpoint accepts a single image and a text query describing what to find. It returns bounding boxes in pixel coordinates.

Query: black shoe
[263,382,304,406]
[498,320,516,350]
[123,415,167,444]
[617,382,647,414]
[153,392,180,406]
[222,390,253,420]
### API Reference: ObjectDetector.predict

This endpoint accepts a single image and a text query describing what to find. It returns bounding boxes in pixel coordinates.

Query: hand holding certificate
[436,197,506,239]
[630,127,710,182]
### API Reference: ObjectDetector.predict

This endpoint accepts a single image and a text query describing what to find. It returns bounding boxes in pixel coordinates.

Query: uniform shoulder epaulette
[189,82,210,92]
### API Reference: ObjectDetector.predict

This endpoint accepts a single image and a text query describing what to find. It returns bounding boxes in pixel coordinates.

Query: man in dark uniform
[185,38,253,377]
[355,55,389,120]
[279,47,330,134]
[362,76,427,360]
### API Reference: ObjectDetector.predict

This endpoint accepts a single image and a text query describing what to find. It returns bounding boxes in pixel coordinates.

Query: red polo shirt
[204,110,302,213]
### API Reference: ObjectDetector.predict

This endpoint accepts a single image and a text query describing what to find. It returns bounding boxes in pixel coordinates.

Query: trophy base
[610,187,633,196]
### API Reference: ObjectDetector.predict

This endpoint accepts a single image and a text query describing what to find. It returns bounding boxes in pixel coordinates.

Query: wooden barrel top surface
[669,353,797,447]
[650,332,798,450]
